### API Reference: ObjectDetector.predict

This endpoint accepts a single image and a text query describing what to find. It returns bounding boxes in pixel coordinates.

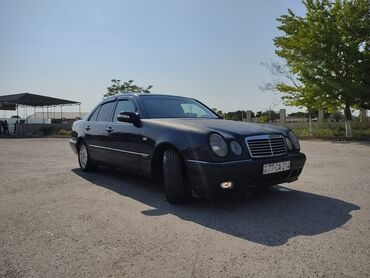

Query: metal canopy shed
[0,93,81,121]
[0,93,79,107]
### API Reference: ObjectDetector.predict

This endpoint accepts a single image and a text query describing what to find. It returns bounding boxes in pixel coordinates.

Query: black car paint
[70,94,306,196]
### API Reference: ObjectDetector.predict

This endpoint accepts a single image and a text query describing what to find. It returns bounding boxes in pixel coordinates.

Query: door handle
[106,126,114,133]
[85,126,91,131]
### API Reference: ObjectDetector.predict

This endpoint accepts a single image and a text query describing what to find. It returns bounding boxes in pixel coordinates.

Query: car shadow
[71,167,360,246]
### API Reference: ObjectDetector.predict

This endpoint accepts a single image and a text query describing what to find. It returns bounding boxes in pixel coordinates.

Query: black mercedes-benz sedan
[69,93,306,203]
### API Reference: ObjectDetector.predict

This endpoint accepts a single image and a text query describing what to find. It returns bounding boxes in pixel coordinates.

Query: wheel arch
[76,137,85,149]
[150,142,186,180]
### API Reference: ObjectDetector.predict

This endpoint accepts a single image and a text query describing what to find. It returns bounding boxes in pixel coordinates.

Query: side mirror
[117,112,141,126]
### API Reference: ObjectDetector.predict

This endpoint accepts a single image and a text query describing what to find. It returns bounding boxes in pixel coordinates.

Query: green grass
[56,129,72,136]
[292,126,370,138]
[352,128,370,137]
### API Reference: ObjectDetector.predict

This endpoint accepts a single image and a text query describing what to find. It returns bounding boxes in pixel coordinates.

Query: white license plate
[263,161,291,175]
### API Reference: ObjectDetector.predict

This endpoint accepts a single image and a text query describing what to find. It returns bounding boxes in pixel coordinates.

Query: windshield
[141,96,220,119]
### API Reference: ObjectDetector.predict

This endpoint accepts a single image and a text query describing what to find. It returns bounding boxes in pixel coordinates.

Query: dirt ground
[0,138,369,277]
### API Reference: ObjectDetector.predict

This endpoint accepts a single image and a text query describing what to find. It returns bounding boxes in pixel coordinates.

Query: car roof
[104,93,194,102]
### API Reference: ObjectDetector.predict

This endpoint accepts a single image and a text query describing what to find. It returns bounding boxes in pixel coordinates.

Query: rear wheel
[78,141,97,172]
[163,149,188,203]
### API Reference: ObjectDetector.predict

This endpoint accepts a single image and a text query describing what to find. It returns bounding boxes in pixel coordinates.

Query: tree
[288,112,310,118]
[260,61,324,134]
[212,108,224,117]
[223,110,252,121]
[104,79,153,98]
[274,0,370,136]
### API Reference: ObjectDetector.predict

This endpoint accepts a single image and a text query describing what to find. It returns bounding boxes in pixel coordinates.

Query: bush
[259,115,270,123]
[292,126,370,138]
[352,128,370,137]
[56,129,72,136]
[40,126,54,135]
[291,128,311,137]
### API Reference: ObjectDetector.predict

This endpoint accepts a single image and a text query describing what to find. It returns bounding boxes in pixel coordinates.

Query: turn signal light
[220,181,234,189]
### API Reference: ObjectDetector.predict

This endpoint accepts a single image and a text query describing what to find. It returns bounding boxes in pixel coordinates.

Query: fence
[244,109,370,127]
[16,123,72,137]
[0,118,73,137]
[243,109,370,138]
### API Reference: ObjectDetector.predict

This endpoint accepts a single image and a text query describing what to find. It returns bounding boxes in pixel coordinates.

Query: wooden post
[318,109,324,122]
[246,111,252,122]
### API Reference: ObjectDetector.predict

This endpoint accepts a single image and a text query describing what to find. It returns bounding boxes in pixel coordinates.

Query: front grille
[245,134,287,158]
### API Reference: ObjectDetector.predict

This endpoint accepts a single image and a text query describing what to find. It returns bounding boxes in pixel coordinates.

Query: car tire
[163,148,188,203]
[78,141,97,172]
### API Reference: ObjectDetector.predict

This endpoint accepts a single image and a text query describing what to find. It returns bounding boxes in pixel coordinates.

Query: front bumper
[69,139,78,154]
[186,152,306,196]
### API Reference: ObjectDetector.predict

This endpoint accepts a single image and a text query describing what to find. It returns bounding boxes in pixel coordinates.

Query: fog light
[220,181,234,189]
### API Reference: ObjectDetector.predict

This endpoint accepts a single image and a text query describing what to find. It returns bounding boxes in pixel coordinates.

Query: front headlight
[288,131,300,150]
[285,137,293,150]
[209,133,228,157]
[230,140,242,155]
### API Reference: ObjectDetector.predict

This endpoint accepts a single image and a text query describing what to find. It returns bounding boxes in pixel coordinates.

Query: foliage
[275,0,370,110]
[104,79,153,98]
[329,111,345,122]
[223,110,254,121]
[56,129,72,136]
[259,115,270,123]
[256,110,280,121]
[292,126,370,138]
[212,108,281,122]
[261,62,325,112]
[289,111,310,118]
[273,0,370,136]
[212,108,224,117]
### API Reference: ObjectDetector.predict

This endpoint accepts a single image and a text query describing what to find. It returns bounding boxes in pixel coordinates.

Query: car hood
[148,118,288,136]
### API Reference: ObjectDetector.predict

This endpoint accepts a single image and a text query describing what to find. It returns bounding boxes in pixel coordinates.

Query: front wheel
[78,141,97,172]
[163,149,189,203]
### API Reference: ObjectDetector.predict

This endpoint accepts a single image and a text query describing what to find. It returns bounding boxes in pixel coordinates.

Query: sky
[0,0,306,116]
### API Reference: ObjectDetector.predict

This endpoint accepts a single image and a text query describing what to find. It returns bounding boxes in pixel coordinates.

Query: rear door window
[88,107,100,121]
[97,101,116,122]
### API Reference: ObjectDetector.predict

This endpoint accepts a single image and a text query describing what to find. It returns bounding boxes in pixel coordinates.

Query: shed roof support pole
[79,104,81,119]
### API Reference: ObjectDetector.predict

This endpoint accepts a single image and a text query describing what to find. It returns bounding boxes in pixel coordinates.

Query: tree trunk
[344,104,352,137]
